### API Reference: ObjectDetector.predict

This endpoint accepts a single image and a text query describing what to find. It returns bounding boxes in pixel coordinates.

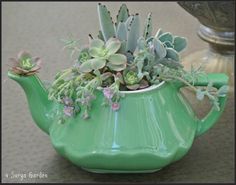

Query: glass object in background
[177,1,235,118]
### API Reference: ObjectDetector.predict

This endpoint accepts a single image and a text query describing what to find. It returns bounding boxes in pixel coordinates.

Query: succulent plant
[78,38,127,73]
[9,51,41,76]
[45,3,228,120]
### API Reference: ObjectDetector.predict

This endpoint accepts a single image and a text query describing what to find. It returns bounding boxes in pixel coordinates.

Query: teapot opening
[97,81,166,94]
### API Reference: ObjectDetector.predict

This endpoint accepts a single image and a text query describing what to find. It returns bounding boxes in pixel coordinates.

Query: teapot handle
[177,73,229,137]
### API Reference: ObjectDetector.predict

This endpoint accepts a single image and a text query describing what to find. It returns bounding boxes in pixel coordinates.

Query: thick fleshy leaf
[116,22,127,41]
[90,39,105,48]
[173,36,187,52]
[153,38,166,59]
[89,47,104,58]
[108,54,127,65]
[143,13,152,40]
[106,38,121,55]
[166,48,180,61]
[97,4,116,41]
[126,14,140,53]
[118,40,126,54]
[79,61,93,73]
[107,63,126,71]
[137,37,146,50]
[158,32,173,43]
[163,41,174,48]
[90,58,106,70]
[116,4,129,25]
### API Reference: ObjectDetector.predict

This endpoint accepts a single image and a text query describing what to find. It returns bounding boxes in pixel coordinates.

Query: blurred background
[2,2,234,183]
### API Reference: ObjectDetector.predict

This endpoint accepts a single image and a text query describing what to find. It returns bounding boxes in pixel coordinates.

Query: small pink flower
[63,106,74,117]
[111,102,120,111]
[103,87,114,99]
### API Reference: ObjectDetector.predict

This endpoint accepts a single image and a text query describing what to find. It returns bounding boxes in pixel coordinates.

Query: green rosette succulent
[78,38,127,73]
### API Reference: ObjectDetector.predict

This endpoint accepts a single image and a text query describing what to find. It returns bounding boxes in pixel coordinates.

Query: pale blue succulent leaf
[153,38,166,59]
[116,22,127,41]
[137,37,146,50]
[116,4,129,25]
[173,36,187,52]
[126,14,140,53]
[158,32,173,43]
[163,41,174,48]
[143,13,152,40]
[97,4,116,41]
[166,48,180,61]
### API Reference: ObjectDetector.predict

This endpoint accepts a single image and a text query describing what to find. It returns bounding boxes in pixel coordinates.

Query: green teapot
[8,71,228,173]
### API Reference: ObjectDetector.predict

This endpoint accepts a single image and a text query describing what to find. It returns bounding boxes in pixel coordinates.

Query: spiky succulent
[9,51,41,76]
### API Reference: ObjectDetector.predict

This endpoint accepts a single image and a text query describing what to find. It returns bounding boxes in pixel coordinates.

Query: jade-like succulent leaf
[107,63,126,71]
[126,14,140,53]
[97,4,116,41]
[158,32,173,43]
[166,48,180,61]
[116,4,129,25]
[90,58,106,70]
[143,13,152,40]
[155,29,163,38]
[153,38,166,59]
[108,54,127,65]
[106,38,121,55]
[173,36,187,52]
[90,39,105,48]
[89,47,104,58]
[79,61,93,73]
[116,22,127,41]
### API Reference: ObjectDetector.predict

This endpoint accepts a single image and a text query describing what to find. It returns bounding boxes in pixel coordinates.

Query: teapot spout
[8,71,53,134]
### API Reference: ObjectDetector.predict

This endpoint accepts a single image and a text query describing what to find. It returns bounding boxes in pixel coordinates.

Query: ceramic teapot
[8,71,228,173]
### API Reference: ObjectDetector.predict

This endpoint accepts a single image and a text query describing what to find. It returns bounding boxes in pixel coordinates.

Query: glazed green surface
[7,71,228,173]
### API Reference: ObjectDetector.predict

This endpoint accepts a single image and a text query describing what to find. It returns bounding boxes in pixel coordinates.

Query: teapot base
[81,167,161,174]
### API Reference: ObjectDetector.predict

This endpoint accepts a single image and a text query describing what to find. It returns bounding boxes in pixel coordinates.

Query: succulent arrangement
[9,3,228,120]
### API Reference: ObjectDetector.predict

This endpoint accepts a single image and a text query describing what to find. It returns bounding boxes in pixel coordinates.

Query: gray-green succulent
[46,3,228,120]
